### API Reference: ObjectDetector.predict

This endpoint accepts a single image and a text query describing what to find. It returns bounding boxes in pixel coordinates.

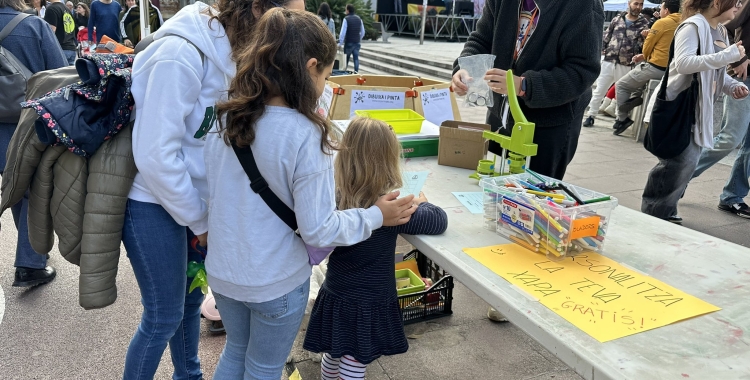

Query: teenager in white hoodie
[204,9,417,379]
[123,0,307,378]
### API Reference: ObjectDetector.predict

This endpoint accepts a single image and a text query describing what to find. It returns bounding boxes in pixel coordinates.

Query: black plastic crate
[398,249,454,325]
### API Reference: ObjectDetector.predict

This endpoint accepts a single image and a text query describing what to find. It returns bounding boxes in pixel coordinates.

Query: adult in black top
[44,0,76,64]
[73,2,88,30]
[452,0,604,180]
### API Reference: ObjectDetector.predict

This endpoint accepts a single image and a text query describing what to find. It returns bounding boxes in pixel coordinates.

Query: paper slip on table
[401,157,750,380]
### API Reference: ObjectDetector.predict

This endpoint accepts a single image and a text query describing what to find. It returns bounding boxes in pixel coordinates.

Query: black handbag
[644,40,700,160]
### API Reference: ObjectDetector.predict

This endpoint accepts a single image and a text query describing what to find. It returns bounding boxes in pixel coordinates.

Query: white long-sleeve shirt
[339,16,365,45]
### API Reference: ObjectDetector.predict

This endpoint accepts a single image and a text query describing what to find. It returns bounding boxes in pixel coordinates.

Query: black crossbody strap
[0,13,31,43]
[232,143,299,232]
[659,32,701,97]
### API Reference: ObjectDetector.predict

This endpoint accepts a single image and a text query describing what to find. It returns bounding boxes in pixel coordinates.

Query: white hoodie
[129,2,234,235]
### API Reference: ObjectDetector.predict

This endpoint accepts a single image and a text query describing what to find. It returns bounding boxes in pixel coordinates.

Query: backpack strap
[232,143,299,232]
[134,32,204,62]
[0,13,31,44]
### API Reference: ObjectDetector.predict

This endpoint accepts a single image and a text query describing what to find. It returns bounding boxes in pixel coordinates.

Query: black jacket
[454,0,604,128]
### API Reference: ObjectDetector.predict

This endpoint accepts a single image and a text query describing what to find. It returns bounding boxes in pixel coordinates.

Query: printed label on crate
[420,88,454,125]
[570,215,601,239]
[349,90,406,118]
[500,197,535,235]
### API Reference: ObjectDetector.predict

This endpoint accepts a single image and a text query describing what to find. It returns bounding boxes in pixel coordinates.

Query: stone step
[357,53,452,81]
[357,56,443,80]
[360,45,454,71]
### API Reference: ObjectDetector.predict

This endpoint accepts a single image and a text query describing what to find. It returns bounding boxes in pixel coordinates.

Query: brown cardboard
[438,121,491,170]
[326,75,459,122]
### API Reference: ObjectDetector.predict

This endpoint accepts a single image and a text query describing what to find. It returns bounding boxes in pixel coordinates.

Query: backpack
[0,13,33,124]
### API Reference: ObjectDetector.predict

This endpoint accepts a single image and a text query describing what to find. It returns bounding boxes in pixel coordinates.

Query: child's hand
[414,192,428,206]
[376,191,417,226]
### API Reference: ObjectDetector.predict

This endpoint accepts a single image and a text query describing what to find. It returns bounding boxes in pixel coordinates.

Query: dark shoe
[582,116,595,128]
[613,118,634,136]
[619,96,644,113]
[718,203,750,219]
[612,120,623,130]
[13,266,56,287]
[666,215,683,225]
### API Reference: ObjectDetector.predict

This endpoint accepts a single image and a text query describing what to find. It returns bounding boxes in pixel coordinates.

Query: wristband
[518,77,527,97]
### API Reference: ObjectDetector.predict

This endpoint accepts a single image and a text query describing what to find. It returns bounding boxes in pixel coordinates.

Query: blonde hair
[335,118,403,210]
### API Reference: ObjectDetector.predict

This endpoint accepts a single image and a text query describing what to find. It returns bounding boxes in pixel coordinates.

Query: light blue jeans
[721,128,750,205]
[122,199,204,380]
[213,278,310,380]
[693,85,750,180]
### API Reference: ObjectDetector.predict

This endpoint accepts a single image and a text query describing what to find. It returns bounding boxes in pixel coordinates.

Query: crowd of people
[2,0,750,378]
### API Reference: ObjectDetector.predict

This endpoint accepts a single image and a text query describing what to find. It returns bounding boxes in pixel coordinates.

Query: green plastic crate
[395,268,426,296]
[400,138,438,158]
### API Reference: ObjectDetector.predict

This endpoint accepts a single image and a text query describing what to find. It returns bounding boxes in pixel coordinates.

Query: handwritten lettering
[534,261,565,274]
[507,270,561,297]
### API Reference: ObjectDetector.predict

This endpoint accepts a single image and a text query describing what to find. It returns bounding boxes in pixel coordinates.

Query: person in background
[65,0,71,11]
[73,1,87,29]
[44,0,77,64]
[0,0,67,288]
[339,4,364,72]
[452,0,603,322]
[583,0,649,127]
[318,1,335,37]
[688,0,750,218]
[642,0,748,224]
[29,0,45,16]
[612,0,681,136]
[120,0,163,48]
[88,0,121,44]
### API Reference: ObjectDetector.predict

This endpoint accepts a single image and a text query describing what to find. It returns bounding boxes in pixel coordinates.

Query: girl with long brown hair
[123,0,303,378]
[204,8,418,379]
[302,118,447,379]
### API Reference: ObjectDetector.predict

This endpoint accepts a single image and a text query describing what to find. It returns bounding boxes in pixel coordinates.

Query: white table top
[402,157,750,380]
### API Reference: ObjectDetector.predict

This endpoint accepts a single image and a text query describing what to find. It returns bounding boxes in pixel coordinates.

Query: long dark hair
[217,8,337,152]
[682,0,737,20]
[208,0,295,61]
[318,2,332,20]
[76,2,89,16]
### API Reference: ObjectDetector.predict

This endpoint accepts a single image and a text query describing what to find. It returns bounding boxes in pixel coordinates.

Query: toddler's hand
[414,192,428,206]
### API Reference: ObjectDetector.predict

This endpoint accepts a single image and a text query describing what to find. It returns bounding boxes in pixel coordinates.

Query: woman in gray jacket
[642,0,748,224]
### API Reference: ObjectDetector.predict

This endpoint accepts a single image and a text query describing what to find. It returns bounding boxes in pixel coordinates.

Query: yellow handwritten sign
[463,244,720,342]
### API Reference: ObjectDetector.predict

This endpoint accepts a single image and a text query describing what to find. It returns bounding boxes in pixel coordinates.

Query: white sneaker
[487,307,509,322]
[603,101,617,117]
[598,97,612,114]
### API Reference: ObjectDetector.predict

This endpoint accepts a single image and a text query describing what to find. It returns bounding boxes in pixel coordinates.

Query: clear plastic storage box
[480,174,618,259]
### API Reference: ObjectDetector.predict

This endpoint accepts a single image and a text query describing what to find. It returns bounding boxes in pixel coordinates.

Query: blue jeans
[213,278,310,380]
[122,199,204,380]
[721,128,750,205]
[344,42,361,72]
[0,123,48,270]
[63,50,77,65]
[693,84,750,179]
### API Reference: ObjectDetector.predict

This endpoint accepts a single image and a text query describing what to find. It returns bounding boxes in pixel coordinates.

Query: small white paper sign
[420,88,454,125]
[397,171,429,198]
[349,90,406,118]
[317,85,334,118]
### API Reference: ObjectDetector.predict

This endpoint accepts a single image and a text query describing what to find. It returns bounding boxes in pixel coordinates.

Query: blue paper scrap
[452,192,484,214]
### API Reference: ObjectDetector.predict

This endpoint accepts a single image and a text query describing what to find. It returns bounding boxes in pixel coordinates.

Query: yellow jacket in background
[643,13,681,68]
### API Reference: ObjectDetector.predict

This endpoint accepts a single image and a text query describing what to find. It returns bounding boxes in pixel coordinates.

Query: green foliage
[306,0,381,41]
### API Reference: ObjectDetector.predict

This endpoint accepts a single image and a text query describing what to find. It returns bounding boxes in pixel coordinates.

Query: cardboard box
[326,75,461,123]
[438,121,491,170]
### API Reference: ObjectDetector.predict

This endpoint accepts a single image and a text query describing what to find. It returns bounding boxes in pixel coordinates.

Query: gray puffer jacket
[1,66,137,309]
